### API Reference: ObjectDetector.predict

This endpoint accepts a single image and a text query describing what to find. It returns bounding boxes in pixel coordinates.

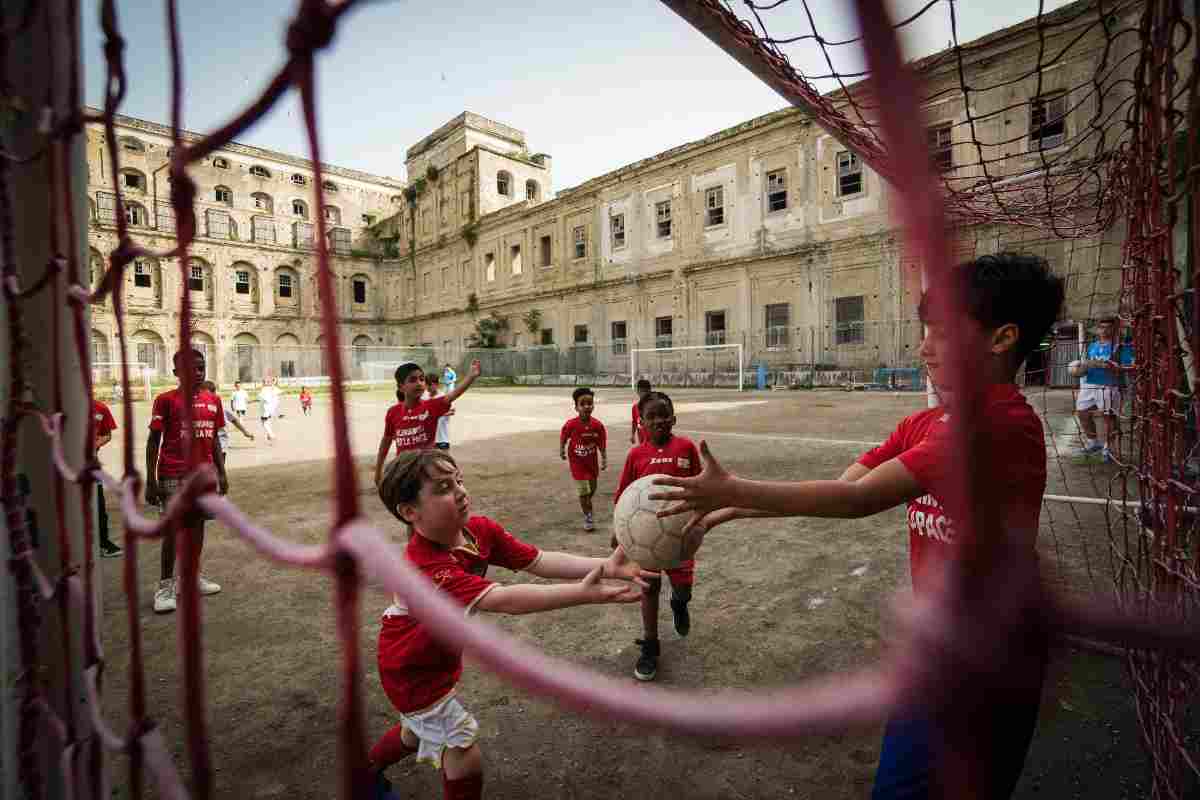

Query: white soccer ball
[612,474,704,570]
[1068,359,1087,378]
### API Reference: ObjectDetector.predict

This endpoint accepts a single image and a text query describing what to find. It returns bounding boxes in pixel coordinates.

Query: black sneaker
[670,589,691,637]
[99,541,123,559]
[634,638,660,682]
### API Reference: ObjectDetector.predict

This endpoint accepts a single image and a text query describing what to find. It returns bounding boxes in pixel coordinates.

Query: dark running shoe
[634,638,660,682]
[99,541,123,559]
[670,590,691,637]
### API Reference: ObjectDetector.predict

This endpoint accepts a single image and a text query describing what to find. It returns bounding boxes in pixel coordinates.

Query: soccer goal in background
[90,362,153,402]
[630,343,744,391]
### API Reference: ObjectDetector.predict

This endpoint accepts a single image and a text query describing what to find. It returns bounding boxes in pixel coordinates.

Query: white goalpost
[630,343,744,391]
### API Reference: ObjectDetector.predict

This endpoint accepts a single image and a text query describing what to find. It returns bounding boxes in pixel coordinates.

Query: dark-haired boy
[374,360,481,488]
[631,378,651,445]
[653,253,1065,798]
[560,387,607,531]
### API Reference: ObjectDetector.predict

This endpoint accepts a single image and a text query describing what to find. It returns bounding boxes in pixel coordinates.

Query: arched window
[251,192,273,213]
[214,185,233,205]
[190,331,216,374]
[250,164,271,178]
[291,173,307,186]
[526,180,539,201]
[213,156,230,169]
[323,205,341,225]
[91,329,110,368]
[292,199,308,219]
[119,136,145,153]
[231,261,259,311]
[275,266,300,309]
[497,171,512,197]
[119,168,146,192]
[132,330,166,374]
[351,334,374,368]
[132,257,157,289]
[124,202,148,227]
[233,332,261,383]
[322,180,338,193]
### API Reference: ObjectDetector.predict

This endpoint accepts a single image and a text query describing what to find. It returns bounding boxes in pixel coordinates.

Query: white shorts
[1076,386,1122,414]
[399,693,479,769]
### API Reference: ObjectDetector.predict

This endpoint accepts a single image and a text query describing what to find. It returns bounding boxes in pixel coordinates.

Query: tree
[522,309,542,335]
[468,312,508,349]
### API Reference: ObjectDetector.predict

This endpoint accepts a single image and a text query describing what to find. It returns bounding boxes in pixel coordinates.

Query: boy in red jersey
[374,360,481,488]
[145,349,229,614]
[614,390,701,682]
[560,387,607,531]
[370,449,649,800]
[630,378,651,445]
[93,398,122,558]
[652,253,1065,800]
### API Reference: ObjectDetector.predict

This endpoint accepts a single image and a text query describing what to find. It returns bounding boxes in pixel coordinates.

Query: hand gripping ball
[612,474,705,570]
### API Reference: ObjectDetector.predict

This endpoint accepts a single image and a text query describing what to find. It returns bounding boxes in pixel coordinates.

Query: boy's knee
[442,743,482,780]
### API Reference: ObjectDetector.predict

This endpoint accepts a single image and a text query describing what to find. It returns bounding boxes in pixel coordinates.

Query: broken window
[1030,91,1067,150]
[611,213,626,249]
[656,200,672,238]
[766,169,788,212]
[235,270,250,295]
[573,225,586,259]
[705,186,724,226]
[837,151,863,197]
[927,124,953,171]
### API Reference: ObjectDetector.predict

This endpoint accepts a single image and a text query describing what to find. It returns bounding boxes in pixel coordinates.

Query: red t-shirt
[856,383,1046,592]
[383,395,452,454]
[148,388,225,479]
[560,416,607,480]
[377,516,540,713]
[93,400,117,437]
[631,401,648,444]
[615,435,701,502]
[299,391,312,408]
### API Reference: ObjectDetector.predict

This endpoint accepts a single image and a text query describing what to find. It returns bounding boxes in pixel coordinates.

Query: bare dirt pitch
[99,386,1150,799]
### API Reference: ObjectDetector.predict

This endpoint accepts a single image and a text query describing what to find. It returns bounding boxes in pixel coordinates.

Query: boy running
[93,398,122,558]
[615,390,700,682]
[374,360,481,487]
[652,253,1065,799]
[299,386,313,416]
[145,349,229,614]
[560,387,607,531]
[1075,317,1133,463]
[630,378,651,445]
[370,449,648,800]
[258,377,281,442]
[231,381,249,418]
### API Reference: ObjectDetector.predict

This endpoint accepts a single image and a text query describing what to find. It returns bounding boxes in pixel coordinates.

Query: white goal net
[630,343,744,391]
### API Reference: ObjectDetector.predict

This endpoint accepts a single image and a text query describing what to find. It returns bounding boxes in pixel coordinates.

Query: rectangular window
[611,321,628,355]
[540,235,552,267]
[485,253,496,282]
[133,260,152,288]
[460,191,472,220]
[927,124,953,171]
[293,222,314,249]
[353,279,367,304]
[441,267,450,290]
[705,310,727,345]
[1030,91,1067,150]
[215,187,232,205]
[278,273,293,298]
[123,172,143,190]
[655,316,673,349]
[206,209,230,240]
[837,151,863,197]
[330,227,351,255]
[573,225,586,259]
[97,192,117,223]
[610,213,626,250]
[705,186,724,227]
[765,303,790,348]
[511,244,522,275]
[252,215,276,244]
[835,295,866,345]
[540,328,554,346]
[235,270,250,295]
[462,259,472,287]
[136,343,158,371]
[574,324,588,344]
[766,169,788,213]
[655,200,672,238]
[156,202,176,233]
[188,265,204,292]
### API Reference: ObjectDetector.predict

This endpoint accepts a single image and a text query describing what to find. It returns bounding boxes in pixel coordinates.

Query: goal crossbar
[630,343,744,391]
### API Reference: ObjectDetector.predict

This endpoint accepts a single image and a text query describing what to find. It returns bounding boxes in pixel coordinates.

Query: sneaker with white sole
[197,575,222,596]
[584,514,595,532]
[153,579,176,613]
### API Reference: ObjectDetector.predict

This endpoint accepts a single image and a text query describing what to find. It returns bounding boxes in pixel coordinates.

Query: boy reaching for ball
[614,390,701,682]
[651,253,1064,799]
[370,449,649,800]
[560,387,607,531]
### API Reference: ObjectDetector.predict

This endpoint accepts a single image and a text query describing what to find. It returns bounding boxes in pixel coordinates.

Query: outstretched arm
[525,546,655,585]
[473,565,642,614]
[445,359,482,403]
[229,414,255,439]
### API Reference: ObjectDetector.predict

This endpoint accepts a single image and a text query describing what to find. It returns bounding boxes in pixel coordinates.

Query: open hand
[468,359,482,378]
[580,564,642,604]
[604,544,658,588]
[649,441,736,519]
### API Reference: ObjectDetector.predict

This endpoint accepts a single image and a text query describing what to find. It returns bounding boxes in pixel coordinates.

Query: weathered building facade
[86,0,1126,386]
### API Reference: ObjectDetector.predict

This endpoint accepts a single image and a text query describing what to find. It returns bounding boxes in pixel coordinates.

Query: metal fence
[216,345,438,386]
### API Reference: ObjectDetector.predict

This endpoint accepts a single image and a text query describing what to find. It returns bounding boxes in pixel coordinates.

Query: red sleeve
[857,418,911,470]
[433,395,453,414]
[560,418,574,446]
[598,420,607,450]
[896,428,952,499]
[149,393,169,432]
[615,450,638,504]
[213,396,226,430]
[383,405,397,440]
[475,517,539,571]
[423,559,495,609]
[95,402,117,435]
[685,440,701,477]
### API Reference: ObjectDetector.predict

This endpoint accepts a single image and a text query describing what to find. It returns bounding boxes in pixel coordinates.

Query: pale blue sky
[83,1,1071,190]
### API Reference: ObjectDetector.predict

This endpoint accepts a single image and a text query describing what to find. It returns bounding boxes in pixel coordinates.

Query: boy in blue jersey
[1075,318,1134,462]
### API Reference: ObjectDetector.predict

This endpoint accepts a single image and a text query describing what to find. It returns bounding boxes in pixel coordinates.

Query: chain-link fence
[215,345,437,386]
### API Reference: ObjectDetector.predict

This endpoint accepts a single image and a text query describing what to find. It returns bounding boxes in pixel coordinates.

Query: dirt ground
[96,386,1173,798]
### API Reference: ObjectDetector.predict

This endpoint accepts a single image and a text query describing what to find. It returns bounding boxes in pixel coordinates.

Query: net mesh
[5,1,1199,799]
